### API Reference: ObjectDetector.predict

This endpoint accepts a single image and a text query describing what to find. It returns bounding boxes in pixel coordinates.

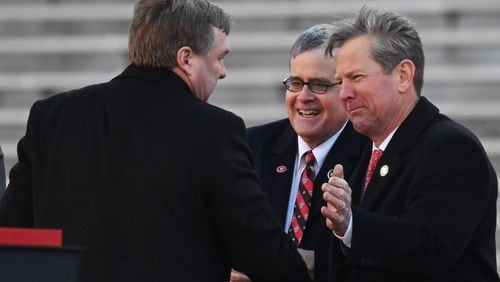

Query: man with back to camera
[231,24,369,282]
[320,7,499,282]
[0,1,311,281]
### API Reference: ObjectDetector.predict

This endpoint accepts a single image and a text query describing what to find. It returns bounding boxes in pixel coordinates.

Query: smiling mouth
[298,109,320,117]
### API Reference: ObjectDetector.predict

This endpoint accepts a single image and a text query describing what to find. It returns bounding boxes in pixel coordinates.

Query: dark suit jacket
[0,65,311,282]
[0,146,5,197]
[329,97,499,282]
[247,119,369,282]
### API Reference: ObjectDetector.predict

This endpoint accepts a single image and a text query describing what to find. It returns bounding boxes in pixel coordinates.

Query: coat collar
[272,121,297,156]
[388,97,440,154]
[112,64,192,95]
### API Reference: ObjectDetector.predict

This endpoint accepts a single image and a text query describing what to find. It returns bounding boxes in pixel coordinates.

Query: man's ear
[397,59,415,93]
[176,46,193,76]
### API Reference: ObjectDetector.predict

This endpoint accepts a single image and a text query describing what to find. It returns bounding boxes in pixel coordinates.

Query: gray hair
[128,0,232,68]
[291,24,335,59]
[326,6,425,96]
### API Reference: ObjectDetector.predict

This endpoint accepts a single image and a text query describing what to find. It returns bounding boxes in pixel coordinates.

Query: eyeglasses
[283,77,339,94]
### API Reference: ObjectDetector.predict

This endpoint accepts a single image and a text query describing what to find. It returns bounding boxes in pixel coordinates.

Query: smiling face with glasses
[284,48,347,148]
[283,77,339,94]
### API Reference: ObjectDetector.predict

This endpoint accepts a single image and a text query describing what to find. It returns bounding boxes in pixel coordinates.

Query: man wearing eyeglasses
[232,24,369,282]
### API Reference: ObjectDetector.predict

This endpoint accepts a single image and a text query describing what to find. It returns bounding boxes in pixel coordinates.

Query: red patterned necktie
[288,151,316,246]
[364,149,384,191]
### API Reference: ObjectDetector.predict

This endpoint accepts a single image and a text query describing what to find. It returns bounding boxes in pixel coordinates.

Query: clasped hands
[320,164,352,236]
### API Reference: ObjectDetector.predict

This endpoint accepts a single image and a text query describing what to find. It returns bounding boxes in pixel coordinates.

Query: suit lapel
[263,125,297,226]
[360,150,404,208]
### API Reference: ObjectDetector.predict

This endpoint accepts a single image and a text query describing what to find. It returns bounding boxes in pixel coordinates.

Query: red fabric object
[0,227,62,247]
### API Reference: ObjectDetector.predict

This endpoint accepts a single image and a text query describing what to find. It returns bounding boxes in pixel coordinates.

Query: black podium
[0,245,81,282]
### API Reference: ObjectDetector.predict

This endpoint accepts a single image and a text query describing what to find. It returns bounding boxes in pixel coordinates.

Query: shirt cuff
[332,214,353,248]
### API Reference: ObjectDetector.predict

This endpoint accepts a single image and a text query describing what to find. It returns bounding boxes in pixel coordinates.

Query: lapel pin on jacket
[327,169,334,178]
[380,165,389,177]
[276,165,287,173]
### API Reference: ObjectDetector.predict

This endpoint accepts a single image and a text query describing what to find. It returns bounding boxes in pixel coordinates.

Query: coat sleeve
[205,115,310,282]
[0,101,43,227]
[0,146,6,197]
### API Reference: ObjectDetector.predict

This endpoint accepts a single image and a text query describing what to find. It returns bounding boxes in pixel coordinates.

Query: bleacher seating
[0,0,499,263]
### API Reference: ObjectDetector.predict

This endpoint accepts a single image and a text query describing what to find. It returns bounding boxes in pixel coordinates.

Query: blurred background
[0,0,499,266]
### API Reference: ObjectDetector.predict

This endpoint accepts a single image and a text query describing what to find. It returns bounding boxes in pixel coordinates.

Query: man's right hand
[230,269,251,282]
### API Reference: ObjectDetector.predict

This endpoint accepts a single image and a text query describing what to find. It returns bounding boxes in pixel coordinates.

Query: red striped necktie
[288,150,316,246]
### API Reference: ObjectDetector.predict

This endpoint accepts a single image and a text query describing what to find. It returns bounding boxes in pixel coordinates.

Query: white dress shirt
[283,122,347,233]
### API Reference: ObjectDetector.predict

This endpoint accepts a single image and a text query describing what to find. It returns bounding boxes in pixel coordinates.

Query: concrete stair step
[1,28,499,54]
[0,64,498,107]
[3,1,499,22]
[1,1,499,36]
[1,64,497,91]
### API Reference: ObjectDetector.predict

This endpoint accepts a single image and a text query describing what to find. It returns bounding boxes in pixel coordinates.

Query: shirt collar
[372,127,398,151]
[297,121,347,168]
